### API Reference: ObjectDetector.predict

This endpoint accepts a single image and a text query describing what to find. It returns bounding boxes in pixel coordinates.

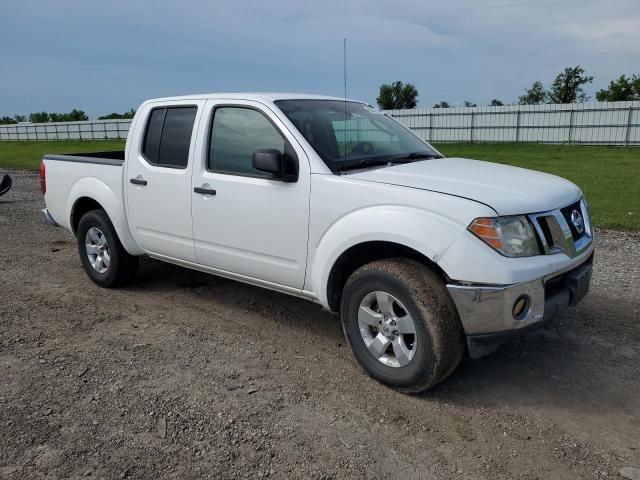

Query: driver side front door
[191,100,311,289]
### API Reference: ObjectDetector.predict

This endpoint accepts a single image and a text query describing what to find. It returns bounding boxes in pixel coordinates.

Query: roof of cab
[143,92,362,104]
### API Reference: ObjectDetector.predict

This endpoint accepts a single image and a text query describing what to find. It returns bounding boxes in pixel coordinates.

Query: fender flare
[306,205,463,309]
[67,177,144,255]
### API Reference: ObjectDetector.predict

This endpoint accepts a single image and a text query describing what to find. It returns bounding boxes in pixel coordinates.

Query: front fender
[306,205,464,309]
[67,177,143,255]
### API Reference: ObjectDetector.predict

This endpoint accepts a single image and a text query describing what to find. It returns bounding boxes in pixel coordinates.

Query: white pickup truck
[41,93,594,393]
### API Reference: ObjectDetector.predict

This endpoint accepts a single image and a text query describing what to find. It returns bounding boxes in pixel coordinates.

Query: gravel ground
[1,171,639,480]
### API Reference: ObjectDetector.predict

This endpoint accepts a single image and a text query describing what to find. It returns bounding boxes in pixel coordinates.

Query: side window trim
[141,104,198,170]
[206,104,298,179]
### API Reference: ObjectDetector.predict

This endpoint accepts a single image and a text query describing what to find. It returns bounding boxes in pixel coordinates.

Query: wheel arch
[66,177,143,255]
[325,241,449,312]
[307,206,463,312]
[70,197,102,234]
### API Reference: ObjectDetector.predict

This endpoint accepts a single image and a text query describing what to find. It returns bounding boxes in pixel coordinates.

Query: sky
[1,0,639,118]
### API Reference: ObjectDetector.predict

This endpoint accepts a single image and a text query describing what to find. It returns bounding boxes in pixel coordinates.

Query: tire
[340,258,464,394]
[76,209,138,288]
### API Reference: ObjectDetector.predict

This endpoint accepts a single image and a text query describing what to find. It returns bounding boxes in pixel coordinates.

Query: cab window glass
[209,107,285,176]
[142,106,196,168]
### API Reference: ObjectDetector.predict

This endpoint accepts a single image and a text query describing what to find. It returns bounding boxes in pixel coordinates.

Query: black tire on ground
[340,258,464,394]
[76,209,138,288]
[0,174,12,196]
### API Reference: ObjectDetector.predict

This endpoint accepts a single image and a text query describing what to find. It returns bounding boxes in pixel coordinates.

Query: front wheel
[340,258,464,394]
[77,209,138,288]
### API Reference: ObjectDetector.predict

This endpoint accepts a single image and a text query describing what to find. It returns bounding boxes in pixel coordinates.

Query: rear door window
[142,106,197,168]
[142,108,165,164]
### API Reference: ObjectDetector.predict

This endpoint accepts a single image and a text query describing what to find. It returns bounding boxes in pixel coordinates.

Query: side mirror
[252,149,285,178]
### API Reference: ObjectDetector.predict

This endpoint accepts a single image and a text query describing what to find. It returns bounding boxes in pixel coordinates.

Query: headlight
[468,216,540,257]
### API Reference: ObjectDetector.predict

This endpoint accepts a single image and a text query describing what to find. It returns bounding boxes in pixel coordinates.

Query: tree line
[377,66,640,110]
[2,68,638,123]
[0,109,136,125]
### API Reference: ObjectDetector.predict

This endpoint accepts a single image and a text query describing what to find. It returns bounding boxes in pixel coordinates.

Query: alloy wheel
[357,291,417,368]
[85,226,110,274]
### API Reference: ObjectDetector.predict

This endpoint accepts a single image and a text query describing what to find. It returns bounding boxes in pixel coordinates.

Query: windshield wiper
[391,152,443,160]
[337,157,413,173]
[336,152,442,173]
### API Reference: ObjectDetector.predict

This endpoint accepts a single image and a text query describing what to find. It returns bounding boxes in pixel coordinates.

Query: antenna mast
[343,38,347,163]
[343,38,347,101]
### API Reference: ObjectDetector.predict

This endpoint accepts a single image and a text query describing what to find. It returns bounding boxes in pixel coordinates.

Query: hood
[348,157,581,216]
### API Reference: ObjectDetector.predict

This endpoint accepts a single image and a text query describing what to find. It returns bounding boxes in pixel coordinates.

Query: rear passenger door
[125,101,204,262]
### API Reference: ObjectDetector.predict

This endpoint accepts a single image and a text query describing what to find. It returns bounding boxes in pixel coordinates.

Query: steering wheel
[350,141,375,155]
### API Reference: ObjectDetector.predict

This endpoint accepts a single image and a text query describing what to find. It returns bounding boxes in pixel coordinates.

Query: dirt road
[1,171,639,479]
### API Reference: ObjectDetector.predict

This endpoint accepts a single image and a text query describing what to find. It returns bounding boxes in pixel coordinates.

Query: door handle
[130,178,148,186]
[194,187,216,196]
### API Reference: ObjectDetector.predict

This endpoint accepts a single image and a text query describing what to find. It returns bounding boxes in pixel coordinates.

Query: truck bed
[42,150,126,234]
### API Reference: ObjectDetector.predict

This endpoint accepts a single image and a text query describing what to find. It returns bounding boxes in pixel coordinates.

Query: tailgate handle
[194,187,216,196]
[130,178,147,186]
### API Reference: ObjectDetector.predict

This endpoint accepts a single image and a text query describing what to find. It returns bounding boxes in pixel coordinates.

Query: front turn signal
[468,216,540,257]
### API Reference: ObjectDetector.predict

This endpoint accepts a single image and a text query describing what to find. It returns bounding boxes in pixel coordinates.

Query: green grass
[0,140,637,230]
[434,143,640,231]
[0,140,125,171]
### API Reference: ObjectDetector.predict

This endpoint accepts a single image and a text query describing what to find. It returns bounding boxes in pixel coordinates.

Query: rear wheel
[340,258,464,393]
[77,209,138,288]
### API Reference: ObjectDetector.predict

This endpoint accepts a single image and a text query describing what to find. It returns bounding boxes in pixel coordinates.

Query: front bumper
[447,252,593,358]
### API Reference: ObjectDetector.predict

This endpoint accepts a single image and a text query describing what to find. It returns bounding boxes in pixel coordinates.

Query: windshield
[274,100,441,172]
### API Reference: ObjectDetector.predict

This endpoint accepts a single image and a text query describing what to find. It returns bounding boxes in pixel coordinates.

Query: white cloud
[562,18,640,44]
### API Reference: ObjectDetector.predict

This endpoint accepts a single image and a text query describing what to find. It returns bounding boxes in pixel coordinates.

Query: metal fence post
[515,110,521,143]
[625,106,633,146]
[470,111,475,143]
[568,109,574,144]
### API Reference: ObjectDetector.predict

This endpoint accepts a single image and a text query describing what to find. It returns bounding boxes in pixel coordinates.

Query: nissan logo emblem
[570,209,584,234]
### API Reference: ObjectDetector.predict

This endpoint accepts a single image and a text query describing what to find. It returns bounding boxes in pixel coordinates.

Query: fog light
[512,295,529,319]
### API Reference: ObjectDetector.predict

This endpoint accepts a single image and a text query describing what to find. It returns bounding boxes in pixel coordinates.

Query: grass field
[0,140,125,170]
[0,140,637,230]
